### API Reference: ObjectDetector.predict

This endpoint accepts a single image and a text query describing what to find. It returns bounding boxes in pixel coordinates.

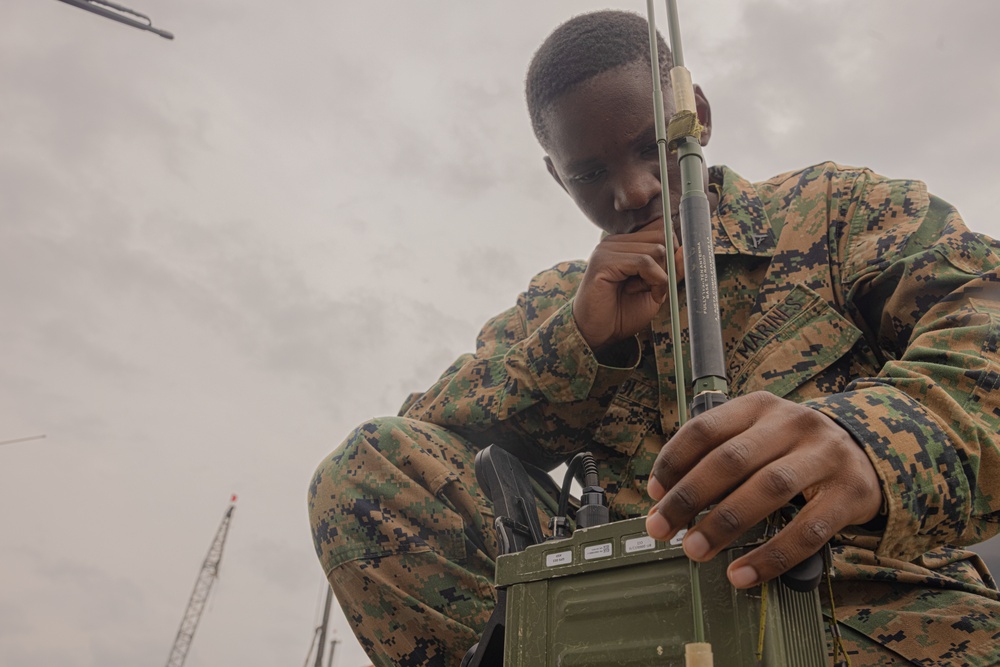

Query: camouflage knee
[308,417,499,666]
[308,416,496,571]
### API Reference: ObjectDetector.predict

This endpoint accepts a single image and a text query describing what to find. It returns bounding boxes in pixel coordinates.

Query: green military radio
[497,516,827,666]
[462,445,830,667]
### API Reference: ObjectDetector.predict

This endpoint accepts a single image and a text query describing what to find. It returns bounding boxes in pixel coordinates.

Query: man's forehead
[541,61,662,162]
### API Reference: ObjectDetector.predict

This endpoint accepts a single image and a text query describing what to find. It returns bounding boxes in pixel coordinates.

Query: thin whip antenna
[649,1,730,662]
[645,0,688,428]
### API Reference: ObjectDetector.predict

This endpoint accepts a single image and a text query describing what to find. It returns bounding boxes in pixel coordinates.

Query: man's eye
[641,143,659,156]
[572,169,605,185]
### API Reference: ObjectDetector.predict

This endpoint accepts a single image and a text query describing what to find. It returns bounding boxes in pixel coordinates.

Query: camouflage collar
[709,165,776,257]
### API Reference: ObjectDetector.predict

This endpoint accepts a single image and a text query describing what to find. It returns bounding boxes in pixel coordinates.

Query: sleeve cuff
[802,384,968,560]
[519,301,638,404]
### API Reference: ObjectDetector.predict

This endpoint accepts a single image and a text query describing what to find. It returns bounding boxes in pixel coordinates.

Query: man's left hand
[644,391,883,588]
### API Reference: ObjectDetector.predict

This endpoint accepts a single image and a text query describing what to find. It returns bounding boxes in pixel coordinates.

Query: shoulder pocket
[729,284,862,398]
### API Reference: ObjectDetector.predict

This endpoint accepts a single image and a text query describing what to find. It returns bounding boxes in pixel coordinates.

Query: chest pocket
[728,284,862,399]
[593,373,661,457]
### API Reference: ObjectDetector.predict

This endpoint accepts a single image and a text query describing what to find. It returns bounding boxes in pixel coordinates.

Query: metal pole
[663,0,730,408]
[313,586,333,667]
[325,637,339,667]
[54,0,174,39]
[0,434,46,446]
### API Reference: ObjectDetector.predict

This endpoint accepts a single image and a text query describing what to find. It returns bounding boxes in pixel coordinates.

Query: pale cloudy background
[2,1,999,666]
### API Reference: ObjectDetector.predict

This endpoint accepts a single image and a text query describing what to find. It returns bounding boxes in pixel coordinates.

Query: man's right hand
[573,219,683,354]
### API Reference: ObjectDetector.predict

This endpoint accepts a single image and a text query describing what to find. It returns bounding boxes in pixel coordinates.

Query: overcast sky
[2,2,999,666]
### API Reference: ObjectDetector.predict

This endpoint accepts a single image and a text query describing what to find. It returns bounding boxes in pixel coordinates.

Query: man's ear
[694,84,712,146]
[544,156,568,194]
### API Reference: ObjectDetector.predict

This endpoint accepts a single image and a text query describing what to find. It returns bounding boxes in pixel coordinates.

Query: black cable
[555,452,607,531]
[557,452,589,518]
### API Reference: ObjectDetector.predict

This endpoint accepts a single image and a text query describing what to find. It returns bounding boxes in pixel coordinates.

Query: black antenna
[54,0,174,40]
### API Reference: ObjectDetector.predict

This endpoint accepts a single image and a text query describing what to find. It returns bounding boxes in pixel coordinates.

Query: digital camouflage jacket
[399,163,1000,658]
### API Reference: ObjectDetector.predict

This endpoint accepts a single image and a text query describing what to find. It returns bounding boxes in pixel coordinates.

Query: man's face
[542,60,710,237]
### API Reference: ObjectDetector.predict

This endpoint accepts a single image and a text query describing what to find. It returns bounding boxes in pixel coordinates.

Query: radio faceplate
[496,516,827,666]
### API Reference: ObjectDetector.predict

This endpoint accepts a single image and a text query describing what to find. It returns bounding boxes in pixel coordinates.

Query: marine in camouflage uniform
[309,12,1000,667]
[310,163,1000,666]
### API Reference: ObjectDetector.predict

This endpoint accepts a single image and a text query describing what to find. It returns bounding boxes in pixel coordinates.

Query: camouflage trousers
[308,417,1000,667]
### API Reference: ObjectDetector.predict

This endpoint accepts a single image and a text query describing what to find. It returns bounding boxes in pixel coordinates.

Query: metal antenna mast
[164,496,238,667]
[54,0,174,39]
[303,585,335,667]
[325,634,340,667]
[314,586,334,667]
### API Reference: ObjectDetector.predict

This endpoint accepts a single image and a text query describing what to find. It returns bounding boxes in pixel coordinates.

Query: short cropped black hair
[526,10,673,148]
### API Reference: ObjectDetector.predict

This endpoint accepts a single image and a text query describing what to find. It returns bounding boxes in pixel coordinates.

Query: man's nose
[613,165,661,212]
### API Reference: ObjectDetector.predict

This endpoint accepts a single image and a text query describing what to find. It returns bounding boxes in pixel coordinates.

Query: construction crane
[53,0,174,39]
[164,495,237,667]
[303,585,340,667]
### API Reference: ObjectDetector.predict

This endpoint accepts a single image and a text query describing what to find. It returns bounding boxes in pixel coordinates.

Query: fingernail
[648,477,665,500]
[729,565,758,588]
[683,531,710,560]
[646,511,672,540]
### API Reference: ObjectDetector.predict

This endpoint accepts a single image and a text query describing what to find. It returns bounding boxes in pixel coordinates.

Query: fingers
[645,396,796,547]
[725,495,841,589]
[646,422,795,545]
[603,225,678,267]
[593,249,669,302]
[574,222,683,351]
[574,245,671,350]
[643,392,885,588]
[593,241,669,272]
[605,219,667,243]
[648,393,774,501]
[675,449,817,563]
[607,239,683,298]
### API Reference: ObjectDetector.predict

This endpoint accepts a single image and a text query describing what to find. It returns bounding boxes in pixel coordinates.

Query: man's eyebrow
[631,124,657,148]
[564,156,602,175]
[562,123,659,175]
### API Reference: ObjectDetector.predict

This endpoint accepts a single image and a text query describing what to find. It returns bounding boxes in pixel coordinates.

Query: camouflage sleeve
[804,168,1000,561]
[399,261,639,466]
